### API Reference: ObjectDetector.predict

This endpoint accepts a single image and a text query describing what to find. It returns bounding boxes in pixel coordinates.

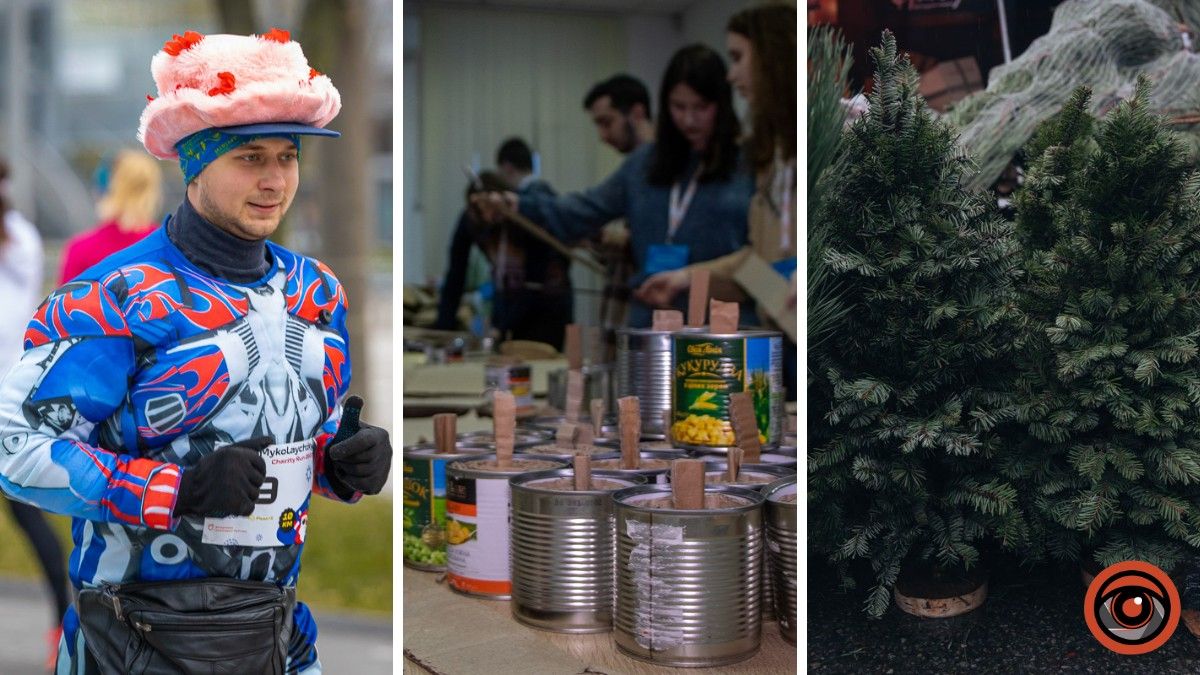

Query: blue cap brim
[210,122,340,138]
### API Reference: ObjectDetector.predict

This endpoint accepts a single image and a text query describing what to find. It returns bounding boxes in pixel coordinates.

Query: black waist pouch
[77,578,295,675]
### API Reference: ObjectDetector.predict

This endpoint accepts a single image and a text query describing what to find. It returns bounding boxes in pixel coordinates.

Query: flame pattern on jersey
[0,227,356,594]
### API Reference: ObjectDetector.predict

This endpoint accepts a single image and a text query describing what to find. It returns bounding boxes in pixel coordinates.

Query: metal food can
[546,364,615,414]
[700,462,795,621]
[616,328,675,436]
[458,429,549,450]
[485,361,534,415]
[763,477,798,645]
[594,435,678,451]
[587,450,686,485]
[445,455,566,599]
[514,444,620,462]
[693,446,798,469]
[522,414,615,436]
[671,330,783,453]
[613,484,765,667]
[510,470,646,633]
[402,445,490,571]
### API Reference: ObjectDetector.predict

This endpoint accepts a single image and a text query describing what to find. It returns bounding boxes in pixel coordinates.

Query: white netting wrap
[947,0,1200,191]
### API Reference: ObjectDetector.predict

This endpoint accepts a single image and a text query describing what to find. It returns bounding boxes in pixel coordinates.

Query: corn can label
[402,457,450,569]
[672,335,781,448]
[446,474,512,595]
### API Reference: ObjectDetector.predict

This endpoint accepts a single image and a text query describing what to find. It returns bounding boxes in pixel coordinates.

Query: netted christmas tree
[808,32,1029,617]
[1011,77,1200,572]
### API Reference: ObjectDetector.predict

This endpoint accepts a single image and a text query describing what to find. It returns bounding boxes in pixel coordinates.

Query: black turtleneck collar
[167,196,272,284]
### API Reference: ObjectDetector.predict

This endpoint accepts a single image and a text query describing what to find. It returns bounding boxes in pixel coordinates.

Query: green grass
[0,496,392,618]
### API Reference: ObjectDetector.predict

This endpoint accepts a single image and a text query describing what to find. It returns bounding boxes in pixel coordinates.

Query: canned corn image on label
[671,331,782,451]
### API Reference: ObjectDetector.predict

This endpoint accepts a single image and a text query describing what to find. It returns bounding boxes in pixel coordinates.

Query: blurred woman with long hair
[59,150,163,283]
[638,3,798,396]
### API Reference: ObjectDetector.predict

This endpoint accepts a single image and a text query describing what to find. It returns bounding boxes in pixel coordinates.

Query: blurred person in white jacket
[0,159,71,671]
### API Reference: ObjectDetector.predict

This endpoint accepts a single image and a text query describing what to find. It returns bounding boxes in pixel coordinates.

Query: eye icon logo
[1084,561,1180,655]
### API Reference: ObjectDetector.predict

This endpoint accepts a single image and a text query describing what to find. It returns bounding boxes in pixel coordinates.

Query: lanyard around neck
[777,159,794,250]
[667,168,701,244]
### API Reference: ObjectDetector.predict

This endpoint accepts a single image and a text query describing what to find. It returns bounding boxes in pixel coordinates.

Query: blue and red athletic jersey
[0,224,355,669]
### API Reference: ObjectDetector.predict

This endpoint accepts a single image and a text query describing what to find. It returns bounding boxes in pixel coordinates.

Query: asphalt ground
[808,554,1200,674]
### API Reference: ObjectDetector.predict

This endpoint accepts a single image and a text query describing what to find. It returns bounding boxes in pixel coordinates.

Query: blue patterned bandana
[176,130,301,184]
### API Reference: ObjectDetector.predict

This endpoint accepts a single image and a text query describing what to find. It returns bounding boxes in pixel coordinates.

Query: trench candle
[402,445,490,571]
[613,484,766,667]
[509,469,645,633]
[445,455,565,598]
[671,330,783,452]
[764,477,798,644]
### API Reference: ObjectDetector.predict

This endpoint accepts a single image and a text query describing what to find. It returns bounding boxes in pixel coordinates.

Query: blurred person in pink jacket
[58,150,163,284]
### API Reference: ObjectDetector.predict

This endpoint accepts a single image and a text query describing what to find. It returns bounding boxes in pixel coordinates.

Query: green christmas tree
[808,32,1028,617]
[1012,77,1200,572]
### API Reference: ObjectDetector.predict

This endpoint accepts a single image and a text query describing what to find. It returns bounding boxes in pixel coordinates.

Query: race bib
[202,439,314,548]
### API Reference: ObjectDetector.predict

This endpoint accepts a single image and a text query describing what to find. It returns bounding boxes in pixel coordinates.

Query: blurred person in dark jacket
[435,138,573,348]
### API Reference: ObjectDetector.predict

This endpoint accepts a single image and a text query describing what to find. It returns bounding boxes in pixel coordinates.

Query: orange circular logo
[1084,561,1180,655]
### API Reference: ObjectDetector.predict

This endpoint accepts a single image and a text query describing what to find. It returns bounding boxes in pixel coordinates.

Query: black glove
[325,396,392,496]
[174,437,271,518]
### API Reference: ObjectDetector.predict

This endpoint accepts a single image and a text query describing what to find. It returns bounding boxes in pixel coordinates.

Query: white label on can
[446,476,511,594]
[626,519,685,650]
[202,439,314,547]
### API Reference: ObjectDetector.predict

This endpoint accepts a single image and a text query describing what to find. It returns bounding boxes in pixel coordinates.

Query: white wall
[402,1,781,320]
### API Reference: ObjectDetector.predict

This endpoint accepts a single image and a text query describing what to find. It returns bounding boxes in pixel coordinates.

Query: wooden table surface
[402,567,798,675]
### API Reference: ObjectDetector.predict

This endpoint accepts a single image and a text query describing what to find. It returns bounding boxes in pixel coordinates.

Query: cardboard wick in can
[729,391,762,463]
[619,396,641,470]
[709,298,739,334]
[726,447,743,483]
[586,325,603,365]
[671,458,705,509]
[574,453,592,491]
[577,419,595,447]
[556,422,579,449]
[565,370,584,424]
[590,398,605,438]
[565,323,583,371]
[688,269,711,328]
[433,413,457,454]
[494,390,516,468]
[652,310,684,332]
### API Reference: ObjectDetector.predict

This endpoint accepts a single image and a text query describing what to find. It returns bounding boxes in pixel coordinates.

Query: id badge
[772,257,797,279]
[644,244,689,275]
[202,438,314,547]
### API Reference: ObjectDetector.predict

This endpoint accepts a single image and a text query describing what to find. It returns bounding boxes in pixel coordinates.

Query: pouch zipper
[131,618,276,634]
[100,580,289,619]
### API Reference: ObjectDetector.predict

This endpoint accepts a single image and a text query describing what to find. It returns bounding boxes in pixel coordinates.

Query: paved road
[0,576,391,674]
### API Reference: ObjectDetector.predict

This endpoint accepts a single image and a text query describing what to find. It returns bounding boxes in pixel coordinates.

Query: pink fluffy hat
[137,28,342,160]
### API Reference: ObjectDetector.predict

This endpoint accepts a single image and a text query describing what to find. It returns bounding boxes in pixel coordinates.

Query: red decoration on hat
[262,27,291,44]
[146,95,155,102]
[309,68,322,80]
[208,72,236,96]
[163,31,204,56]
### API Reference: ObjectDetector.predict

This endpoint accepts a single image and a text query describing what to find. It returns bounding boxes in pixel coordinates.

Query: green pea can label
[402,447,488,570]
[671,331,782,451]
